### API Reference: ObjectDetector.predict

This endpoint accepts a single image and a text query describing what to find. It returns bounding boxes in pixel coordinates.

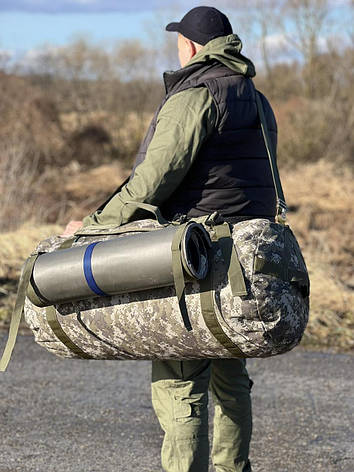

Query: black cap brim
[166,22,180,32]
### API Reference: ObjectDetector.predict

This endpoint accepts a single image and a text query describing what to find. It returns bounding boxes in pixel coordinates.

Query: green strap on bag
[0,237,92,371]
[44,238,93,359]
[171,223,193,331]
[254,256,309,285]
[171,219,247,346]
[214,223,247,297]
[46,306,92,359]
[200,227,245,357]
[123,201,168,226]
[0,255,38,372]
[255,91,287,225]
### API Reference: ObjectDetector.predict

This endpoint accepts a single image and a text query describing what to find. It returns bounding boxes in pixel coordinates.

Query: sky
[0,1,191,55]
[0,1,169,14]
[0,0,352,65]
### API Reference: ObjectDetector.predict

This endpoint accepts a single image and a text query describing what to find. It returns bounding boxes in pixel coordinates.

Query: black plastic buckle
[205,211,224,227]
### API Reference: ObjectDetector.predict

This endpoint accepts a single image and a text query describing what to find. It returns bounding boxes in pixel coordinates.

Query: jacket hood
[163,34,256,94]
[185,34,256,77]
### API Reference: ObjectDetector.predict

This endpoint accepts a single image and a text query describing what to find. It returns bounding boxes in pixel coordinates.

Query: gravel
[0,334,353,472]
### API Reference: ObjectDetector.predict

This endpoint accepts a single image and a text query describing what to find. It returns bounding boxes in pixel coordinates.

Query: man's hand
[61,220,83,237]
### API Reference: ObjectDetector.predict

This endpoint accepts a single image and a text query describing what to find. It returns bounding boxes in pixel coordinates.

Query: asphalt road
[0,334,353,472]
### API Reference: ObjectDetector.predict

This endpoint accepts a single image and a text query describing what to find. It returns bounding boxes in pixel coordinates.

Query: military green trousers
[151,358,252,472]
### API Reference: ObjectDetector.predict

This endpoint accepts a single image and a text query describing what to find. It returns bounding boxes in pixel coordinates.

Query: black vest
[133,61,277,220]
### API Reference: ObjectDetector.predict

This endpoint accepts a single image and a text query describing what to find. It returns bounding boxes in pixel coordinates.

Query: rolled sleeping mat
[27,222,211,307]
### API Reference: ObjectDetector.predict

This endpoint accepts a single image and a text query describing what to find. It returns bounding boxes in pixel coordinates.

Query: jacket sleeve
[83,87,216,227]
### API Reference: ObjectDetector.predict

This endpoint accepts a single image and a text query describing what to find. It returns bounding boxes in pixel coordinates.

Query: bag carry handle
[255,91,288,225]
[122,201,169,225]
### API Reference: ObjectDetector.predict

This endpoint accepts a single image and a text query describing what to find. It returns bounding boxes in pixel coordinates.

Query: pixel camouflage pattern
[24,218,309,360]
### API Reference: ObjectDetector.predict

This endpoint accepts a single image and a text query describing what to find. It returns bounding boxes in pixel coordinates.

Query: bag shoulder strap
[255,91,287,225]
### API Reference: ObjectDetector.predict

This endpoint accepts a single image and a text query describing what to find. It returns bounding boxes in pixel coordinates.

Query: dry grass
[282,160,354,350]
[60,110,152,167]
[64,163,130,201]
[274,97,353,168]
[284,160,353,282]
[58,162,130,221]
[0,223,61,280]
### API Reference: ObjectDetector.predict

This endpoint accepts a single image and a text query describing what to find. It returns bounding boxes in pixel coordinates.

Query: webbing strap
[255,92,287,225]
[0,255,38,372]
[123,201,168,225]
[43,237,92,358]
[254,256,286,280]
[171,223,192,331]
[46,306,92,359]
[200,240,245,357]
[254,257,309,286]
[214,223,247,297]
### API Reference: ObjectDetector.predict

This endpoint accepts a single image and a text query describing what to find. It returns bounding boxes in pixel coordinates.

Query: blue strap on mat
[83,243,108,297]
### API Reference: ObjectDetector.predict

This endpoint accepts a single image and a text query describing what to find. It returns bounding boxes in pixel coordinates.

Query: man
[64,6,277,472]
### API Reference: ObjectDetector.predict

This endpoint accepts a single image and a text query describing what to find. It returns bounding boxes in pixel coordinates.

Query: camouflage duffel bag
[0,211,309,371]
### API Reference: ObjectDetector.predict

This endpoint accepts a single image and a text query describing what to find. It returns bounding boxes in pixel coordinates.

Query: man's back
[160,59,277,220]
[83,34,277,228]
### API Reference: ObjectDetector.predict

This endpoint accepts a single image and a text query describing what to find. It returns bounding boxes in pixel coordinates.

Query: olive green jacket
[83,35,255,227]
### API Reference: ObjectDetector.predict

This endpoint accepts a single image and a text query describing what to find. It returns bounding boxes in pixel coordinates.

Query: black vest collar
[163,60,239,96]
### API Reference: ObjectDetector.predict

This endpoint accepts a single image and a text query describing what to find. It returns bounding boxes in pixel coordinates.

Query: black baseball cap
[166,6,233,46]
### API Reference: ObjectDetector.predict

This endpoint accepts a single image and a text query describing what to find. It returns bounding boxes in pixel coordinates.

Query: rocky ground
[0,334,353,472]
